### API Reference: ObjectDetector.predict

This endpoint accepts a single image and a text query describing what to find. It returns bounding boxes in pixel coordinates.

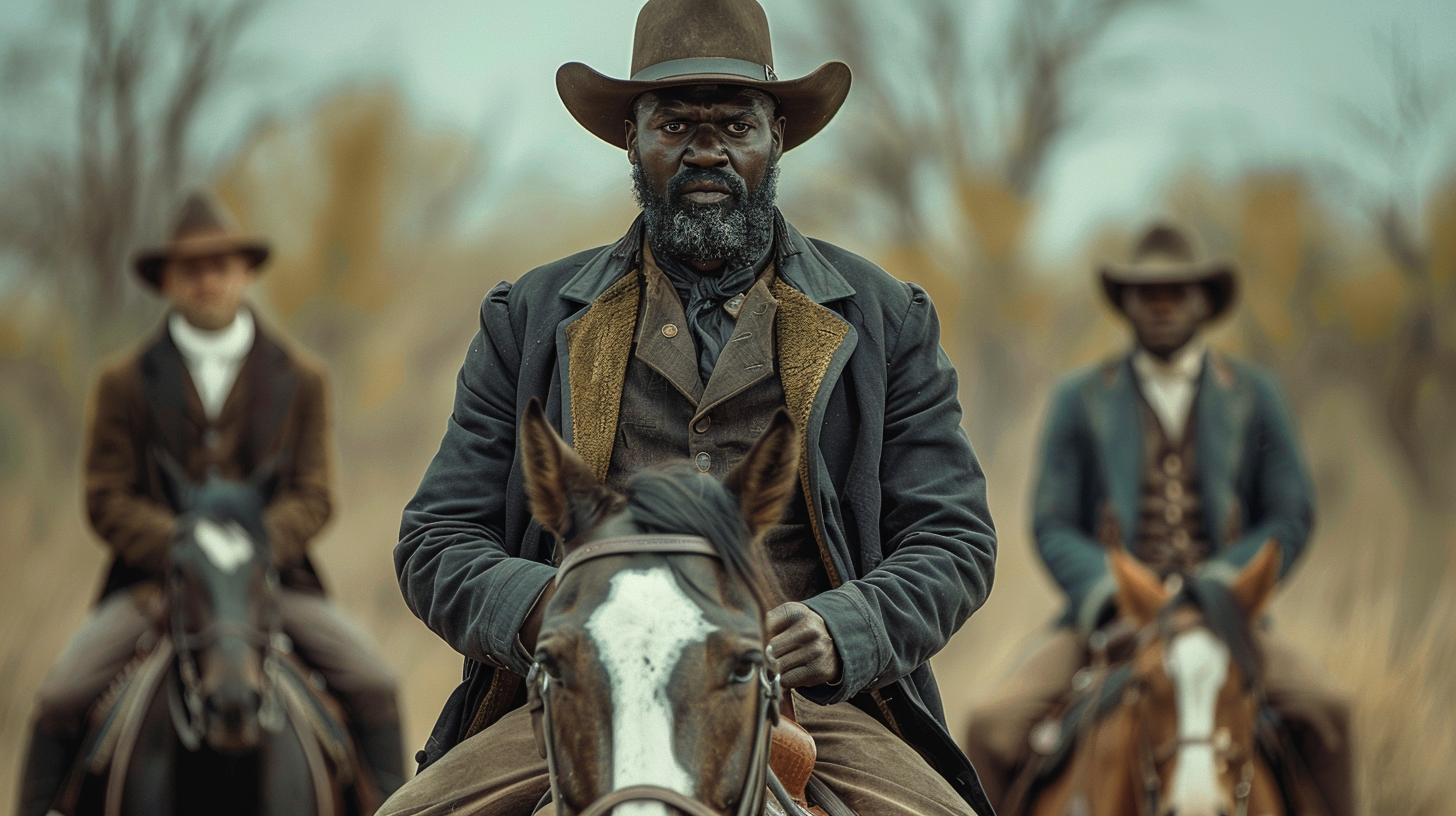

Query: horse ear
[724,410,800,539]
[154,448,196,512]
[1110,547,1170,626]
[519,398,610,543]
[1227,540,1281,619]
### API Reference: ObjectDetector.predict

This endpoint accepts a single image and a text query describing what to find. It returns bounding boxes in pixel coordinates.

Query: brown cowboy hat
[556,0,851,152]
[133,192,270,290]
[1100,222,1237,320]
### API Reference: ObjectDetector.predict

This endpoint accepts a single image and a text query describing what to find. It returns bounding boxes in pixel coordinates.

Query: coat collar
[1093,350,1249,550]
[558,211,856,307]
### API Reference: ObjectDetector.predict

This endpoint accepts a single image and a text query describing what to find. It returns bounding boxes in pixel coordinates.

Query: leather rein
[529,534,784,816]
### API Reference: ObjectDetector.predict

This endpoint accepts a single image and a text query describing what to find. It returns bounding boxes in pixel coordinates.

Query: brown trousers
[379,693,976,816]
[962,628,1353,816]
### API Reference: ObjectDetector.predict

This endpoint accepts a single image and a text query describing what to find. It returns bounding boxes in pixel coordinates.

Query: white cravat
[1132,338,1205,443]
[168,309,255,421]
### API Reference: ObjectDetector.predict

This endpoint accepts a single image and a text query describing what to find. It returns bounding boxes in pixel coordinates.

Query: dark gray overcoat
[396,215,997,813]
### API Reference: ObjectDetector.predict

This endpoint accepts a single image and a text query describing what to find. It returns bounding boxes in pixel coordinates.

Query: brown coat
[84,314,334,597]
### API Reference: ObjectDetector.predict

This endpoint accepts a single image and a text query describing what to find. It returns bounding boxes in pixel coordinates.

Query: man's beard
[632,162,779,270]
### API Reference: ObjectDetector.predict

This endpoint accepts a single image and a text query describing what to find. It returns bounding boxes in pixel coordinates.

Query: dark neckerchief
[652,239,774,384]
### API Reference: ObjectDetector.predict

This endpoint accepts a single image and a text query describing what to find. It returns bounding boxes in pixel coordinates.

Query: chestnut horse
[1027,542,1286,816]
[518,399,834,816]
[58,466,367,816]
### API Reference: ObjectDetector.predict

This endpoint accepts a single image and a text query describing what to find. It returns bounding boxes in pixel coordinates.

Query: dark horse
[57,463,368,816]
[519,398,836,816]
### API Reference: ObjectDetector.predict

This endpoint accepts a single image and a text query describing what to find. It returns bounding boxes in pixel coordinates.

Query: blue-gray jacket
[1033,353,1313,630]
[396,215,997,813]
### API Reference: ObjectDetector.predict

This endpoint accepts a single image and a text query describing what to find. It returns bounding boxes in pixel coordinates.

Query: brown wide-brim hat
[134,193,270,290]
[1100,222,1238,320]
[556,0,852,152]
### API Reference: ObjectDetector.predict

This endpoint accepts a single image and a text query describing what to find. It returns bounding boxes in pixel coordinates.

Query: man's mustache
[666,167,747,207]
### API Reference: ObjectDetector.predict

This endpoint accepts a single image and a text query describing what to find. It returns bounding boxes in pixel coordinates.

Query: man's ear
[723,410,799,539]
[770,115,785,161]
[625,119,639,164]
[1227,540,1281,619]
[1110,547,1170,626]
[519,398,615,543]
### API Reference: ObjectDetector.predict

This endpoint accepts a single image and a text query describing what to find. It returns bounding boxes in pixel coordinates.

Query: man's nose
[683,127,729,168]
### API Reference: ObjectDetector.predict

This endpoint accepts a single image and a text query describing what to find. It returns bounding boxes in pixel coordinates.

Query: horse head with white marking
[1111,541,1284,816]
[519,398,796,816]
[158,454,284,755]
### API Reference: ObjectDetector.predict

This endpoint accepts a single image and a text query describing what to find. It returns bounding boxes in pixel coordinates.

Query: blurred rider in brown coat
[16,194,405,816]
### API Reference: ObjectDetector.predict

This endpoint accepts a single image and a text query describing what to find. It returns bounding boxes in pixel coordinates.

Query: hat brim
[1100,264,1238,321]
[134,237,270,290]
[556,60,851,152]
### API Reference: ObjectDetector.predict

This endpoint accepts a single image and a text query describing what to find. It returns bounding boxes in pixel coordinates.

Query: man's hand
[519,582,558,656]
[766,602,842,689]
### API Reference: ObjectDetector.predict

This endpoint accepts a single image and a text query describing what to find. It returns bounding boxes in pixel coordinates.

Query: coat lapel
[563,271,641,482]
[138,325,206,464]
[1091,356,1143,550]
[1194,353,1249,547]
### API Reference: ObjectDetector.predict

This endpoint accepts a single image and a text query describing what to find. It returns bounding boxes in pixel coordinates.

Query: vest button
[695,452,711,472]
[1165,481,1184,501]
[1171,529,1191,549]
[1162,454,1182,476]
[694,416,711,433]
[661,323,679,338]
[1164,504,1184,524]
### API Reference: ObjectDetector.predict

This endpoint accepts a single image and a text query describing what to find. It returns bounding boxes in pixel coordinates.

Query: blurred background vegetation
[1,0,1453,813]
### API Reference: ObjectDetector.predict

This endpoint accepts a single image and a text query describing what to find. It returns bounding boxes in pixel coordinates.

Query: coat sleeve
[1032,378,1117,631]
[394,282,556,676]
[84,365,176,574]
[1204,371,1313,581]
[801,284,996,704]
[264,368,334,568]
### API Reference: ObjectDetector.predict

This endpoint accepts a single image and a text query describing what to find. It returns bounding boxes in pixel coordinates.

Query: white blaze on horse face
[1165,628,1231,815]
[586,567,717,816]
[193,520,255,574]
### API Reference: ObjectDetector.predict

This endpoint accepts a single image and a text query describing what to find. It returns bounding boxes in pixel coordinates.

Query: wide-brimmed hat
[556,0,851,152]
[133,193,270,290]
[1100,223,1237,319]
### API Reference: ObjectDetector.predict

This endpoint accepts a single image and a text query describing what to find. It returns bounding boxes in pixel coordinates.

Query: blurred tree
[803,0,1178,455]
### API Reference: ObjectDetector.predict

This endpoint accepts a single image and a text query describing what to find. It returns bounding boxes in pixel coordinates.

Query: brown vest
[606,262,827,602]
[1134,397,1211,576]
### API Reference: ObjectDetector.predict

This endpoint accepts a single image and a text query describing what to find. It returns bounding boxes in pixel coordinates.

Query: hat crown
[171,192,236,240]
[1128,223,1201,266]
[630,0,773,77]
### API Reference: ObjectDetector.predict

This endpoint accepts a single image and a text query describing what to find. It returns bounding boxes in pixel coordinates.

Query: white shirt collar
[169,308,255,363]
[1132,337,1206,442]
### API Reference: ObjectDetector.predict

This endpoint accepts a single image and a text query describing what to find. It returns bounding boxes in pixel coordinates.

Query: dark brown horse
[58,466,367,816]
[1026,542,1286,816]
[518,398,823,816]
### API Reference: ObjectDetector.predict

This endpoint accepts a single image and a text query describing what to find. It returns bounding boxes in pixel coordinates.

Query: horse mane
[1168,575,1264,687]
[621,462,782,617]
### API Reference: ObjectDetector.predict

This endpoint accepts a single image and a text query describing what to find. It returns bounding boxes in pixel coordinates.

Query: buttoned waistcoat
[1032,352,1315,631]
[85,314,334,598]
[397,214,998,813]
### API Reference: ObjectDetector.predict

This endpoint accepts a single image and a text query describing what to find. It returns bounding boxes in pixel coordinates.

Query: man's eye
[662,122,687,133]
[726,122,750,135]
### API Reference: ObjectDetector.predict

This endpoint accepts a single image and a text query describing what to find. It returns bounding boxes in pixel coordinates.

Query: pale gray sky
[2,0,1454,261]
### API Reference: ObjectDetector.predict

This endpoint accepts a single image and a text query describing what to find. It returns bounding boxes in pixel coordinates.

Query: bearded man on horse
[962,223,1353,816]
[384,1,998,814]
[16,193,406,815]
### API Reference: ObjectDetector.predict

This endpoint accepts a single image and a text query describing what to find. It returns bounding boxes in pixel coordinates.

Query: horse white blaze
[193,519,255,574]
[1165,628,1231,815]
[586,568,716,816]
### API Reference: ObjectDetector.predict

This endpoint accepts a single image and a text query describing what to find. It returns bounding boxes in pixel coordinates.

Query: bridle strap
[575,785,725,816]
[555,535,719,584]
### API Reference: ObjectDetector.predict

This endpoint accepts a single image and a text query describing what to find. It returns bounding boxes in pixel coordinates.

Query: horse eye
[729,655,760,685]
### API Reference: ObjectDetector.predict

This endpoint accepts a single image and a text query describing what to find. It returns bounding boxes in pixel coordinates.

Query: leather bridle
[528,534,783,816]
